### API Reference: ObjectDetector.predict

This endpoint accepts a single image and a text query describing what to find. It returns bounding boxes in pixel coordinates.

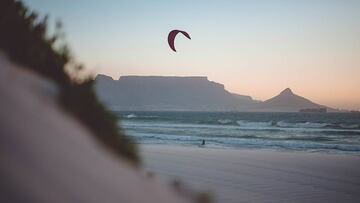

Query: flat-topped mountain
[95,75,254,111]
[95,75,334,112]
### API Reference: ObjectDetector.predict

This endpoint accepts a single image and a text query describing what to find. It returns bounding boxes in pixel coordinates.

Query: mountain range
[95,75,335,112]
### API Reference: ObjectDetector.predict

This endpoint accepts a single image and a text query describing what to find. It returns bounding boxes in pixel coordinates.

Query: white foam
[276,121,328,128]
[218,119,232,124]
[340,124,359,129]
[236,120,273,128]
[125,114,137,118]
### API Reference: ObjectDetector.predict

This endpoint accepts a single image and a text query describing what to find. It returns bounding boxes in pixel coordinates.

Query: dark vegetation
[0,0,139,165]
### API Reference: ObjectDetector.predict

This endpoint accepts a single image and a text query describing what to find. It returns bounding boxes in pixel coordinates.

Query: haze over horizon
[24,0,360,110]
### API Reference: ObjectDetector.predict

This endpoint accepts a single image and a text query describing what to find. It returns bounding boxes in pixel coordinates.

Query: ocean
[115,111,360,155]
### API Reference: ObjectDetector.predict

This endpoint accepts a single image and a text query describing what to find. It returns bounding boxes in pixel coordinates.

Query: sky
[24,0,360,110]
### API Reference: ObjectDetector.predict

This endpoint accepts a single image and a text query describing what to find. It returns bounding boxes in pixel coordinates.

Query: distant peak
[280,88,293,95]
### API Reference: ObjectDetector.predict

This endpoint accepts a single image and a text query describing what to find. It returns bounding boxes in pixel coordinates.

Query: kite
[167,30,191,52]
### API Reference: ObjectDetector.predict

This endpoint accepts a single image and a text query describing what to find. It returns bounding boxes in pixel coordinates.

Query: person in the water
[201,140,205,145]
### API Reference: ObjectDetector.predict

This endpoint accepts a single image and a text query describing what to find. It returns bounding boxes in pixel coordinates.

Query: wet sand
[141,145,360,203]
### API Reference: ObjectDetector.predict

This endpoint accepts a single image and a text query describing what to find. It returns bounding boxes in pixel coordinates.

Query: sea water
[116,111,360,154]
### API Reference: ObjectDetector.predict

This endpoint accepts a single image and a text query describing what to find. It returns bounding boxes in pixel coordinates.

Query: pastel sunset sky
[24,0,360,110]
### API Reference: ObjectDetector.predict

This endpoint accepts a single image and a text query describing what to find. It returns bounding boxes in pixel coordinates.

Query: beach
[141,145,360,203]
[0,54,187,203]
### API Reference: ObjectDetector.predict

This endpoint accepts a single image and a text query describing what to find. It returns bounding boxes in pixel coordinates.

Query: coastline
[140,144,360,203]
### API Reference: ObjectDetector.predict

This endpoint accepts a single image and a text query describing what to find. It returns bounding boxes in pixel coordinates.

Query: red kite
[167,30,191,52]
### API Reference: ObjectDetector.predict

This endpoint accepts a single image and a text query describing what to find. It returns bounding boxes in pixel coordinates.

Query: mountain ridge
[95,74,336,112]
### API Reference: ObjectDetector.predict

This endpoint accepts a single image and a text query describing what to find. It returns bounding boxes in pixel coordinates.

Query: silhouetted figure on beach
[201,139,205,146]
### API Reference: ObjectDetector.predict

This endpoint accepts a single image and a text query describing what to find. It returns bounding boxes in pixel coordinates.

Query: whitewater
[117,111,360,155]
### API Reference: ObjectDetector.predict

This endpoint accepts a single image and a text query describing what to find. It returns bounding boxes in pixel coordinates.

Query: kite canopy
[167,30,191,52]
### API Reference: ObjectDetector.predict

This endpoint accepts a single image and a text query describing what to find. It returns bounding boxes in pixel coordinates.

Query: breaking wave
[218,119,233,124]
[117,111,360,154]
[276,121,329,128]
[236,120,274,128]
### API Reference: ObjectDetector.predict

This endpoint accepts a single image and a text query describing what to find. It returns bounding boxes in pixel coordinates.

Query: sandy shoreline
[140,145,360,203]
[0,55,187,203]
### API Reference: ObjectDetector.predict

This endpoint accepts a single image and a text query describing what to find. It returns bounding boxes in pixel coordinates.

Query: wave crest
[236,120,274,128]
[276,121,328,128]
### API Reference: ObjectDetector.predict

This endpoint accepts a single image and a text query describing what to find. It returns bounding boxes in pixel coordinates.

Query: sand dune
[0,54,187,203]
[141,145,360,203]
